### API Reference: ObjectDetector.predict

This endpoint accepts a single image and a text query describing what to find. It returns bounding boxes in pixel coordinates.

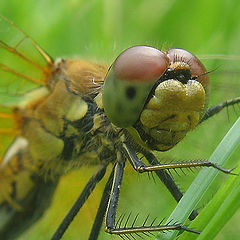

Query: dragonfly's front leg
[105,159,200,238]
[123,144,234,174]
[123,142,234,222]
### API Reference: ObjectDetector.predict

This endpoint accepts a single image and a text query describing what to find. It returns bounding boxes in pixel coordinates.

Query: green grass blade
[179,164,240,240]
[195,169,240,239]
[156,117,240,240]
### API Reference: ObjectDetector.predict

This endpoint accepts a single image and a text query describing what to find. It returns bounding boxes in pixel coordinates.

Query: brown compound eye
[114,46,170,83]
[102,46,170,128]
[166,48,210,89]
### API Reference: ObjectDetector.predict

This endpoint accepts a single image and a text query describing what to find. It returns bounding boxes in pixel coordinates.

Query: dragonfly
[0,15,239,240]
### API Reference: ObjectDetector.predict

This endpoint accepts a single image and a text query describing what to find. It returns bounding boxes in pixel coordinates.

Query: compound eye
[103,46,170,128]
[114,45,170,83]
[167,48,209,89]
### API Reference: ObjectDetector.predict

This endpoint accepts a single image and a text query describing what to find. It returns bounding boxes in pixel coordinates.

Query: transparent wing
[0,15,54,160]
[0,15,53,106]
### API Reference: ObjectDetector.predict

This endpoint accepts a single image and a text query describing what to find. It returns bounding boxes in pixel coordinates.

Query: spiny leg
[51,164,107,240]
[88,166,115,240]
[123,143,234,174]
[200,97,240,123]
[105,158,200,237]
[122,142,234,223]
[143,151,198,220]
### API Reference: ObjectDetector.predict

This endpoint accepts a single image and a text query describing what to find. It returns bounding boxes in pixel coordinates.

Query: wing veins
[0,40,46,71]
[0,14,54,65]
[0,63,43,85]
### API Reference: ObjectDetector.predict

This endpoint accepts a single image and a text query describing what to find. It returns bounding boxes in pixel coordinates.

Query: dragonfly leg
[105,160,200,237]
[88,166,115,240]
[123,143,234,221]
[200,97,240,123]
[123,143,234,174]
[51,164,107,240]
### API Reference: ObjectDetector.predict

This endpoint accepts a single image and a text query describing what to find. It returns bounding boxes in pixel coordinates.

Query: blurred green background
[0,0,240,239]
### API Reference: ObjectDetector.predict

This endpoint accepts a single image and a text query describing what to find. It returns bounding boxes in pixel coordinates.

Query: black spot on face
[125,86,136,100]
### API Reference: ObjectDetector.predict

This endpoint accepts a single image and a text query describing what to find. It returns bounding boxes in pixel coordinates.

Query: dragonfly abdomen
[0,136,59,239]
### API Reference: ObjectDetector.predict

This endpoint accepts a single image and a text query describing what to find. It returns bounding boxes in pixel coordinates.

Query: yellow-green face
[102,46,210,151]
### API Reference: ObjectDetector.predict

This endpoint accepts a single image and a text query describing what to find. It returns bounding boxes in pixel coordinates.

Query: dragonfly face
[0,15,239,240]
[103,46,209,151]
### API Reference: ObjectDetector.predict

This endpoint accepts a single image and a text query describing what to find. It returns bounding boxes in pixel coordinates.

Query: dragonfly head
[103,46,210,151]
